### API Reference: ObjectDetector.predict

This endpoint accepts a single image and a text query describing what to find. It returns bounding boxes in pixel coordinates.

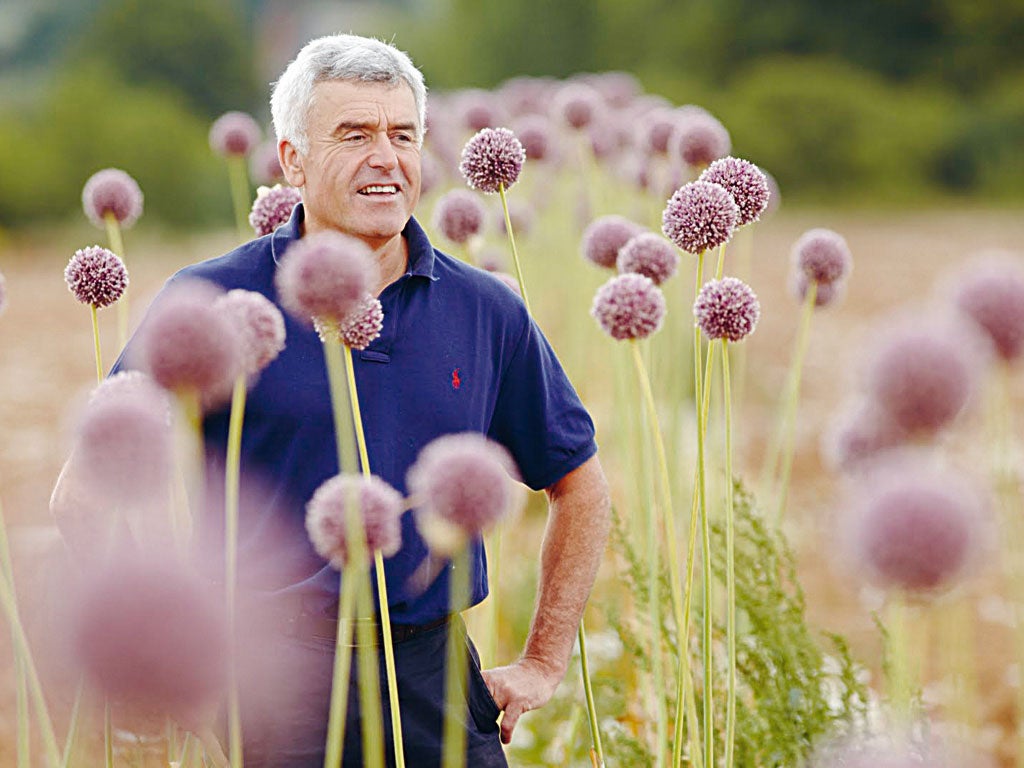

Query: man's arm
[481,452,611,744]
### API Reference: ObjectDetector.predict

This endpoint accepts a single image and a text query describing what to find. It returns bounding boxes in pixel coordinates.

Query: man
[58,34,610,766]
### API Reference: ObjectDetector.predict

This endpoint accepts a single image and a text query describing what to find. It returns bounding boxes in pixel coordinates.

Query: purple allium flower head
[662,181,740,255]
[590,273,666,341]
[71,556,229,729]
[698,156,771,226]
[459,127,526,194]
[432,190,486,245]
[81,168,144,229]
[840,454,987,593]
[820,398,906,474]
[694,277,760,342]
[789,270,844,309]
[792,228,853,285]
[75,380,174,508]
[492,271,522,297]
[552,82,605,130]
[642,108,679,156]
[617,232,680,286]
[512,115,556,162]
[248,184,301,237]
[214,289,286,376]
[866,318,980,436]
[249,141,284,185]
[64,246,128,309]
[581,215,645,269]
[315,294,385,351]
[133,280,242,399]
[305,474,403,569]
[952,252,1024,361]
[670,110,731,168]
[275,231,379,325]
[408,432,520,554]
[209,111,262,157]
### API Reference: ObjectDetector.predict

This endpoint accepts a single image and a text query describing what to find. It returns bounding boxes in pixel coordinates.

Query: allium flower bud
[698,156,770,226]
[866,319,980,436]
[250,141,284,185]
[670,111,731,168]
[694,277,760,342]
[81,168,144,229]
[75,379,174,508]
[315,295,384,351]
[209,111,262,157]
[788,270,843,309]
[64,246,129,309]
[952,253,1024,361]
[552,82,605,130]
[133,280,242,399]
[432,190,485,245]
[459,127,526,193]
[512,115,556,162]
[214,289,286,376]
[617,232,680,285]
[275,231,379,325]
[71,556,229,729]
[248,184,301,237]
[581,215,645,269]
[408,432,519,555]
[840,455,987,593]
[591,273,666,341]
[792,228,852,285]
[662,181,739,255]
[305,474,403,569]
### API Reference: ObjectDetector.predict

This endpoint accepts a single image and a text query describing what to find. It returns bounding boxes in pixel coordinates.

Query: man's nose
[367,133,399,170]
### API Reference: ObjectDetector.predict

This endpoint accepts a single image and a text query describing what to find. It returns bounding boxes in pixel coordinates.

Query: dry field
[1,204,1023,764]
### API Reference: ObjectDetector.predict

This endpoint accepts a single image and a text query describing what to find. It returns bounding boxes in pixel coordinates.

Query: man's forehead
[310,79,418,119]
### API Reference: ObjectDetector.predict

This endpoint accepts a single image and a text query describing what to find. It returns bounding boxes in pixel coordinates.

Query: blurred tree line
[0,0,1021,229]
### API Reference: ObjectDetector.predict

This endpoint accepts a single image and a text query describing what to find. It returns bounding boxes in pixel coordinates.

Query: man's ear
[279,140,305,188]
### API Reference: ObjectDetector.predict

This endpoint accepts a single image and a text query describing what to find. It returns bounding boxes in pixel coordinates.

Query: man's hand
[481,657,563,744]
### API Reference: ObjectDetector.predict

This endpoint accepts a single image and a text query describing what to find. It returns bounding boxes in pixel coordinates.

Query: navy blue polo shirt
[123,204,596,625]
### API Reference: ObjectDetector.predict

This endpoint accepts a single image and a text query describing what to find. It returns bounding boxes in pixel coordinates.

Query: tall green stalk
[441,547,472,768]
[90,305,104,384]
[497,184,531,314]
[720,341,737,768]
[103,211,129,348]
[224,375,247,768]
[228,156,252,241]
[578,619,605,767]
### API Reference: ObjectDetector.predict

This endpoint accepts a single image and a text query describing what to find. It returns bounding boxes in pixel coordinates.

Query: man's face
[280,80,422,248]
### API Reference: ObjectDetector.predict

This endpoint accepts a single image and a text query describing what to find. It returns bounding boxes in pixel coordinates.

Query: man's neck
[371,235,410,296]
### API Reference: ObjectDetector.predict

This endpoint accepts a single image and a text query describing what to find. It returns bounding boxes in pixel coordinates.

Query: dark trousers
[239,614,508,767]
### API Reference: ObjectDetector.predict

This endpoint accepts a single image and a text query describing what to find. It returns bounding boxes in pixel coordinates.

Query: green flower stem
[59,678,85,768]
[104,701,113,768]
[497,184,531,315]
[90,304,104,384]
[0,568,61,767]
[578,619,605,768]
[173,389,204,555]
[1,497,32,768]
[887,595,912,723]
[224,374,247,768]
[940,596,977,733]
[442,547,472,768]
[227,156,252,241]
[343,345,399,768]
[103,211,129,349]
[720,340,737,768]
[759,280,817,524]
[324,571,359,768]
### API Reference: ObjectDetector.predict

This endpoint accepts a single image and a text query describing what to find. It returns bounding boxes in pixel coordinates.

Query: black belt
[285,606,450,646]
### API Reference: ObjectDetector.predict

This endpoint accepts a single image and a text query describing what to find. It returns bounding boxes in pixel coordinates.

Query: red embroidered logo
[451,368,461,389]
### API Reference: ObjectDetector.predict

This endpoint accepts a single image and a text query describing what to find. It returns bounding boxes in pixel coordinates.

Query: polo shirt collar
[270,203,438,282]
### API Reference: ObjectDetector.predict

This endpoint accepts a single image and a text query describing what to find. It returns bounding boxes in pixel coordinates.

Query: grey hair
[270,34,427,155]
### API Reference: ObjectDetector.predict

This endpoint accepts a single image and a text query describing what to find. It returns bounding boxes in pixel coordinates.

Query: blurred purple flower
[305,474,403,569]
[408,432,519,554]
[792,228,852,285]
[587,71,642,109]
[82,168,144,229]
[64,246,128,309]
[581,215,644,269]
[133,280,242,400]
[315,294,384,351]
[841,454,987,593]
[248,184,301,237]
[214,289,286,376]
[591,273,666,341]
[419,151,442,198]
[495,198,535,238]
[552,82,605,130]
[820,398,906,474]
[459,127,526,193]
[456,89,505,132]
[72,556,229,729]
[670,111,731,168]
[617,232,680,286]
[275,231,379,325]
[512,115,556,162]
[209,111,262,157]
[698,156,770,226]
[249,141,284,186]
[662,181,739,255]
[953,252,1024,361]
[788,270,844,309]
[642,108,679,156]
[432,190,486,245]
[491,271,522,297]
[694,277,760,342]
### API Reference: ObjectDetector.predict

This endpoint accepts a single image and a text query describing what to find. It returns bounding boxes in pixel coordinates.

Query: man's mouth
[358,184,399,195]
